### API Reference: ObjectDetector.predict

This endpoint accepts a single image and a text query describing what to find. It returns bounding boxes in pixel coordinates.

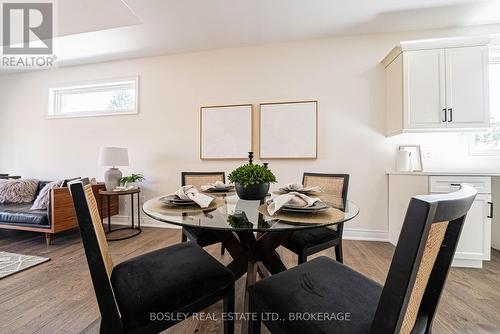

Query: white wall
[388,132,500,172]
[1,24,500,238]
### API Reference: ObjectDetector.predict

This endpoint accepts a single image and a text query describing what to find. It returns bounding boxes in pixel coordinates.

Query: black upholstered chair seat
[111,242,236,332]
[183,226,221,247]
[249,185,478,334]
[248,256,382,334]
[283,228,339,253]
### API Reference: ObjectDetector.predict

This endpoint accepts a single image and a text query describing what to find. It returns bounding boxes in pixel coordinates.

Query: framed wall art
[259,101,318,159]
[200,104,253,160]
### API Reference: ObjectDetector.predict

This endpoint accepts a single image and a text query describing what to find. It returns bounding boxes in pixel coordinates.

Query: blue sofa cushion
[0,202,49,226]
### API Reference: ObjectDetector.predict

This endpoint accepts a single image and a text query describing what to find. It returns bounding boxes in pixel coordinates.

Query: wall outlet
[422,148,432,159]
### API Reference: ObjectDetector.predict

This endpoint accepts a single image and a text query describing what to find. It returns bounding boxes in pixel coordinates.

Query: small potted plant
[119,173,145,188]
[228,164,276,200]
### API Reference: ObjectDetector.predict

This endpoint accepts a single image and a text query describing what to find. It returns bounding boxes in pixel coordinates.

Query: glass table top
[143,193,359,232]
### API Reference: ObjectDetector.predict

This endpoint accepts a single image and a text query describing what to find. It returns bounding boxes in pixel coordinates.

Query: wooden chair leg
[298,252,307,264]
[45,233,52,246]
[223,284,235,334]
[181,232,187,242]
[334,243,343,263]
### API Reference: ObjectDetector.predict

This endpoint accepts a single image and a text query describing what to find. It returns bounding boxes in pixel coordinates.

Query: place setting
[275,182,322,195]
[158,185,224,213]
[259,190,345,225]
[200,180,235,195]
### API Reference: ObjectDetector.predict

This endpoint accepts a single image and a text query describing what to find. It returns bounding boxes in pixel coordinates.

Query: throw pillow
[31,180,62,210]
[0,179,39,203]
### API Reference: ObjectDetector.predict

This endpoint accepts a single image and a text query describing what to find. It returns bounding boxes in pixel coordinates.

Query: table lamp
[99,147,129,191]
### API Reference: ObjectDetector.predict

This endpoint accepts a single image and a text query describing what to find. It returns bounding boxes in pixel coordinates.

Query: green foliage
[228,164,276,187]
[119,173,145,185]
[475,123,500,147]
[227,213,253,228]
[108,90,135,110]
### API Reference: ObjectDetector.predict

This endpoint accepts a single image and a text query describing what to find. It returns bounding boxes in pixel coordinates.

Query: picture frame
[200,104,253,160]
[398,145,423,172]
[259,100,318,159]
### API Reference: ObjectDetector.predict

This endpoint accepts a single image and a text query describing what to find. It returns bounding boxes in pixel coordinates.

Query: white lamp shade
[99,147,129,167]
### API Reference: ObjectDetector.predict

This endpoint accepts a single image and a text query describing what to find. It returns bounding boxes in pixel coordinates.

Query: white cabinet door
[445,46,489,128]
[404,49,446,129]
[453,194,492,268]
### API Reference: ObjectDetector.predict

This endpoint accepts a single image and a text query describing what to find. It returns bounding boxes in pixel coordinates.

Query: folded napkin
[267,192,321,215]
[283,182,321,193]
[174,185,214,208]
[201,181,232,191]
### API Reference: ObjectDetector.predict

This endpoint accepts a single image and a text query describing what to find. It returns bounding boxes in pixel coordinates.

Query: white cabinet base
[451,258,483,269]
[388,174,492,268]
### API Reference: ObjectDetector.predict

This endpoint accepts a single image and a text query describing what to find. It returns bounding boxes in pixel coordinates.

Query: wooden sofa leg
[45,233,52,246]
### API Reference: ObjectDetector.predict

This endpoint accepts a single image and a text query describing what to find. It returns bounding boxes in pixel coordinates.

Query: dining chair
[181,171,226,255]
[69,179,235,334]
[281,173,349,264]
[248,184,477,334]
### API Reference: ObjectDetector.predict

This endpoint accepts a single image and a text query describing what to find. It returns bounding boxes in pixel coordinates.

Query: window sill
[46,110,138,120]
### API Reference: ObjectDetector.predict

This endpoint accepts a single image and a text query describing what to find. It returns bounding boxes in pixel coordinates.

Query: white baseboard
[112,215,389,242]
[111,215,181,229]
[342,228,390,242]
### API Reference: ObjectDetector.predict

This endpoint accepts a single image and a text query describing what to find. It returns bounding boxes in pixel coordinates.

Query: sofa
[0,181,118,245]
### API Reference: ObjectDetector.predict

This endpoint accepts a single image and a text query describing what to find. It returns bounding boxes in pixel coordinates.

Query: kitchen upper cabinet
[383,37,490,136]
[445,46,489,128]
[404,49,446,129]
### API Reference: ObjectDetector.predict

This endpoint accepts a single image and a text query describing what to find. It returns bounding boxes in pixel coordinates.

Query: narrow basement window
[48,77,139,119]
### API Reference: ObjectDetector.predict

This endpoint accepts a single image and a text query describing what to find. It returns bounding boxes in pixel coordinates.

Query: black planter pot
[235,182,270,200]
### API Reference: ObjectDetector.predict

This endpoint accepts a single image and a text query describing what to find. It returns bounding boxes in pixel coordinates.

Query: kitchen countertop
[387,171,500,176]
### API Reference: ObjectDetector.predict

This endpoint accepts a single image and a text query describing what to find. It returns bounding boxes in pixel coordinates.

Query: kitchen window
[48,77,139,119]
[470,54,500,155]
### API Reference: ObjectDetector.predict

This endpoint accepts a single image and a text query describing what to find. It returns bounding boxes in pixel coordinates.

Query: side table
[99,188,142,241]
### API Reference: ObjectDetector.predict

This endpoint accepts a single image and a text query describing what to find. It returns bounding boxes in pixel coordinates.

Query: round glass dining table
[143,192,359,332]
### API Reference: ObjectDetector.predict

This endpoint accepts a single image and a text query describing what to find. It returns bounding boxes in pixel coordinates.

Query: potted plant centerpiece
[228,163,276,200]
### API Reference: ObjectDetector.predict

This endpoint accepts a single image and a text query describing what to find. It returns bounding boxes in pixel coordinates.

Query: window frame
[47,76,140,119]
[469,50,500,156]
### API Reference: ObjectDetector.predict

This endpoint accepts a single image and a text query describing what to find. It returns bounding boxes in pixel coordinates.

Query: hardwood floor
[1,227,499,334]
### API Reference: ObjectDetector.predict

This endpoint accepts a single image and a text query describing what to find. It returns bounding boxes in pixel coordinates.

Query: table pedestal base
[220,230,293,334]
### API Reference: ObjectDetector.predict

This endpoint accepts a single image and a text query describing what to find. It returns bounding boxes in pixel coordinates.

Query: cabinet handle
[442,108,447,122]
[448,108,453,122]
[488,201,493,219]
[450,183,461,187]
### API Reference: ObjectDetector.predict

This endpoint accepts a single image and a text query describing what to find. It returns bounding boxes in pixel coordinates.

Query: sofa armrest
[51,187,78,233]
[50,183,118,233]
